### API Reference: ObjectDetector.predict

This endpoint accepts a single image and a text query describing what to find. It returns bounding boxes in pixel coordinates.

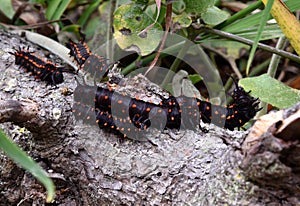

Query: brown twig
[0,18,68,30]
[144,2,173,76]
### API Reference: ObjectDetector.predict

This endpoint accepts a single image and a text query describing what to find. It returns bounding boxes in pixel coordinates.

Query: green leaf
[172,0,185,13]
[172,13,192,29]
[113,3,163,56]
[0,129,55,203]
[30,0,46,3]
[198,24,284,45]
[239,74,300,109]
[201,6,230,26]
[84,17,106,39]
[0,0,15,19]
[188,74,203,84]
[183,0,214,15]
[133,0,149,4]
[61,24,81,33]
[46,0,60,20]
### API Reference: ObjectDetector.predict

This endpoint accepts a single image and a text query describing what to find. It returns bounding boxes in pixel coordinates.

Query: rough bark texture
[0,29,299,205]
[0,99,38,123]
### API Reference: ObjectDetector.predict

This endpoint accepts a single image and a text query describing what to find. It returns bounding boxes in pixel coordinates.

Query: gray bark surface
[0,29,299,205]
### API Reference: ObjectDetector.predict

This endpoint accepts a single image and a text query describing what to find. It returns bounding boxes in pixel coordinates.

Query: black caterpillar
[73,78,260,139]
[70,39,260,139]
[68,39,113,128]
[66,39,92,67]
[66,39,111,79]
[10,47,65,85]
[73,82,151,140]
[93,83,260,137]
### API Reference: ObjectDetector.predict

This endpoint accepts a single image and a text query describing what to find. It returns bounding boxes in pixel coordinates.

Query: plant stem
[267,36,287,77]
[248,58,271,77]
[107,0,116,60]
[144,2,172,76]
[200,27,300,63]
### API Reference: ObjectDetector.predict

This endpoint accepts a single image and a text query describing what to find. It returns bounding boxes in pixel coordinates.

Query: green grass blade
[51,0,71,21]
[246,0,274,75]
[221,0,300,33]
[0,129,55,203]
[78,0,102,27]
[233,24,283,41]
[215,1,263,30]
[46,0,61,20]
[201,24,283,43]
[46,0,71,20]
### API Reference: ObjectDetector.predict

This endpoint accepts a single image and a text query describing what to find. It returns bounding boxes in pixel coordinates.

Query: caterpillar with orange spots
[91,82,260,139]
[73,86,150,140]
[66,39,92,67]
[66,39,111,79]
[73,77,260,138]
[69,39,260,138]
[10,47,65,86]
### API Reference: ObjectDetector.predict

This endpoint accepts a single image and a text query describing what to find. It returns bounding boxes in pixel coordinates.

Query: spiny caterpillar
[66,39,111,79]
[93,83,260,138]
[10,47,65,86]
[69,39,260,139]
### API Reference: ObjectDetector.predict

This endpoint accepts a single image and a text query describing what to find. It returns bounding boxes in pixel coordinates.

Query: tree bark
[0,29,299,205]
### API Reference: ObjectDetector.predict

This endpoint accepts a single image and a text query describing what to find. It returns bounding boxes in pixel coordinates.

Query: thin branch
[145,2,173,76]
[106,0,116,60]
[197,26,300,63]
[0,19,68,30]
